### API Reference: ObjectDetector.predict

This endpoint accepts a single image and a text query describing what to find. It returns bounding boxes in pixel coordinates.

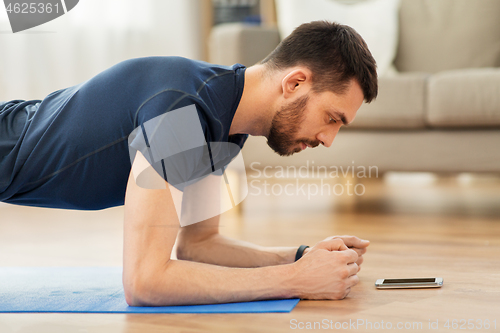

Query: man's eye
[329,116,337,123]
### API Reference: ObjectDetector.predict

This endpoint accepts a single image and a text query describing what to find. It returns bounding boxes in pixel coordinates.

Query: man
[0,21,377,305]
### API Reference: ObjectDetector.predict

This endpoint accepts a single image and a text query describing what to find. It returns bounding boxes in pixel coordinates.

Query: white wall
[0,0,204,101]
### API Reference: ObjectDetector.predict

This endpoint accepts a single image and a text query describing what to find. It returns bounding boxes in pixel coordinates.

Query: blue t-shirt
[0,56,247,210]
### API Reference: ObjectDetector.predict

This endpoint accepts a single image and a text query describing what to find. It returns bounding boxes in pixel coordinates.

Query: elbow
[175,243,191,261]
[123,273,150,307]
[123,264,178,307]
[124,288,139,307]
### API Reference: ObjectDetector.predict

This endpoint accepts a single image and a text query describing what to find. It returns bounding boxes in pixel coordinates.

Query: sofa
[208,0,500,174]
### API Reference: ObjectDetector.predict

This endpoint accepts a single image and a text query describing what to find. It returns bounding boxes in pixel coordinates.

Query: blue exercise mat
[0,267,300,313]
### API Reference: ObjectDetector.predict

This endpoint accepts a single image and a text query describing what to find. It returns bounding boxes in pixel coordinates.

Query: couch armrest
[208,23,281,67]
[427,68,500,128]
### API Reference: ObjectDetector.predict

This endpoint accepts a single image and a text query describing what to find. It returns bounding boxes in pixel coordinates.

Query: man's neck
[229,64,276,137]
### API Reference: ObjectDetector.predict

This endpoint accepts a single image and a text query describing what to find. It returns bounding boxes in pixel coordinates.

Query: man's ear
[281,68,312,99]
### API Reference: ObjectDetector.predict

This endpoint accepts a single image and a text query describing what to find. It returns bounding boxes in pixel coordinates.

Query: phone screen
[383,278,436,284]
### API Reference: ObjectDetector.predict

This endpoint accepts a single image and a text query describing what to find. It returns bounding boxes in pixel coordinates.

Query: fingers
[340,248,359,264]
[347,273,360,288]
[316,238,348,251]
[341,274,359,299]
[342,287,351,300]
[348,262,359,276]
[337,235,370,249]
[315,236,370,255]
[347,247,367,258]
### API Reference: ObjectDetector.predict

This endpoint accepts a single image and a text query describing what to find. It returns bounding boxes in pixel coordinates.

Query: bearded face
[266,94,320,156]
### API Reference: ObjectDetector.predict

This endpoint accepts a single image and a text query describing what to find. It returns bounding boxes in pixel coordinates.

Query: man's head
[261,21,378,156]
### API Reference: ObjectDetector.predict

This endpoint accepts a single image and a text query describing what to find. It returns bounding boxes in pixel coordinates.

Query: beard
[267,94,320,156]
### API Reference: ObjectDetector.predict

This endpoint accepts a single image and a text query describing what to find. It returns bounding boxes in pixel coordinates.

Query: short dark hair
[261,20,378,103]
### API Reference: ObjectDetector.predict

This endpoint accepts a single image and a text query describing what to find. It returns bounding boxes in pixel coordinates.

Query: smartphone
[375,277,443,289]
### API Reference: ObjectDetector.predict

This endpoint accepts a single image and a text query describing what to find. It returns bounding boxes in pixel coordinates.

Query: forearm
[129,257,297,306]
[177,232,299,268]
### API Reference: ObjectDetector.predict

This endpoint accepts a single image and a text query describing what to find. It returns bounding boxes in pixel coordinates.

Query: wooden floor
[0,173,499,333]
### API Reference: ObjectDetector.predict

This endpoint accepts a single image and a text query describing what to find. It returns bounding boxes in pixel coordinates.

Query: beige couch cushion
[427,68,500,127]
[395,0,500,73]
[209,23,281,67]
[349,72,428,129]
[241,130,500,173]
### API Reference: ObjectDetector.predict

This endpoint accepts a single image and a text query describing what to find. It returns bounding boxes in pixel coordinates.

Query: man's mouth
[301,142,307,150]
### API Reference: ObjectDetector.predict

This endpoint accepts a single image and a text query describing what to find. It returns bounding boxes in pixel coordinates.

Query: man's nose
[317,128,339,148]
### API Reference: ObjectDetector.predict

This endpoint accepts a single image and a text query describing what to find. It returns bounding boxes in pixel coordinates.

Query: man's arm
[176,215,298,267]
[176,218,369,268]
[175,174,369,268]
[123,152,361,306]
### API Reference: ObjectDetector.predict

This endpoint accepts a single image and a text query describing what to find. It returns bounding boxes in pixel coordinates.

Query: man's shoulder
[117,56,239,75]
[113,56,244,96]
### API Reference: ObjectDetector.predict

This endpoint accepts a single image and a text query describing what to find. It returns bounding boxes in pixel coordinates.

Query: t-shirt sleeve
[128,91,213,191]
[127,89,243,193]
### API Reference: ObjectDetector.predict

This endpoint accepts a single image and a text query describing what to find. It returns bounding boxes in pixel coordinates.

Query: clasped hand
[292,236,370,300]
